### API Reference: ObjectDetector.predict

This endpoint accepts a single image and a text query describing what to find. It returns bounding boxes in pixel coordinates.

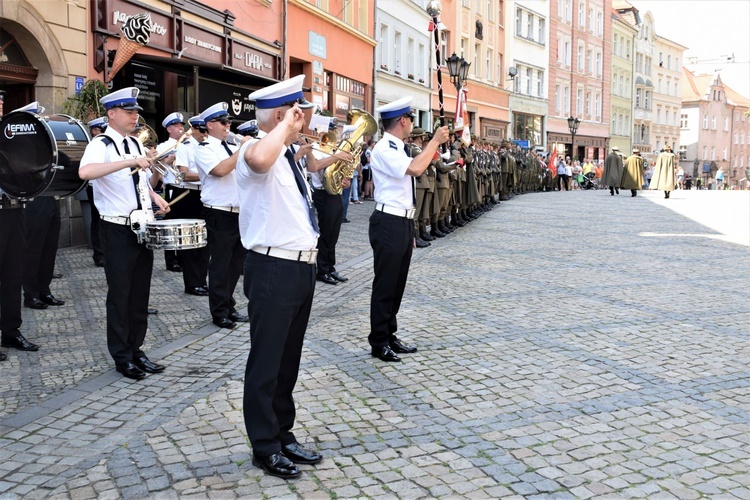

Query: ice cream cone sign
[106,13,152,83]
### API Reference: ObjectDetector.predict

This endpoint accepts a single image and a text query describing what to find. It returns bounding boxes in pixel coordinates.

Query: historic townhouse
[652,34,686,155]
[375,0,433,127]
[505,0,550,149]
[680,69,750,188]
[608,9,636,154]
[435,0,510,141]
[548,0,611,162]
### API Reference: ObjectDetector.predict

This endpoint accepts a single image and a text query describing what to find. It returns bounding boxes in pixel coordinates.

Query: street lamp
[446,53,470,91]
[567,116,580,161]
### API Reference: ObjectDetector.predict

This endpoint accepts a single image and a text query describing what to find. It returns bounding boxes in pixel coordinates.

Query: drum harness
[96,134,154,244]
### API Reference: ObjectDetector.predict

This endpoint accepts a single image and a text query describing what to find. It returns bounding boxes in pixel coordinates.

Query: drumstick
[167,190,190,207]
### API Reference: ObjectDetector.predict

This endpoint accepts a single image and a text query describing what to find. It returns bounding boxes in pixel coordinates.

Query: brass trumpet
[129,123,187,184]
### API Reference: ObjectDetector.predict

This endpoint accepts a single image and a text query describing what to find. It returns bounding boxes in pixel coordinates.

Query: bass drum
[0,111,90,199]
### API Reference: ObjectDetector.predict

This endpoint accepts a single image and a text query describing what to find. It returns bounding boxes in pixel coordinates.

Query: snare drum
[0,111,90,199]
[144,219,207,250]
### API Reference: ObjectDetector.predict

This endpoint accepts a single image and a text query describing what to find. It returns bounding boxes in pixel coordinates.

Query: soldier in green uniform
[407,128,431,248]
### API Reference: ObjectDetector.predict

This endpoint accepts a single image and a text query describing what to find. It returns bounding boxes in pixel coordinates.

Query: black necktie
[123,138,142,210]
[284,149,319,233]
[221,140,233,156]
[404,144,416,206]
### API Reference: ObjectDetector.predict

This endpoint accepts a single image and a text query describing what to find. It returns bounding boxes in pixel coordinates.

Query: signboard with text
[181,23,224,65]
[229,40,278,80]
[199,78,256,121]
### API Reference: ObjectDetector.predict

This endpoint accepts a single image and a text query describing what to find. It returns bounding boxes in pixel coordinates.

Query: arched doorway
[0,26,38,113]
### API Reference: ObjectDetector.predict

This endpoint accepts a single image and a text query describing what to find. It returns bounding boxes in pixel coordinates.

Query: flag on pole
[548,146,558,178]
[454,87,471,146]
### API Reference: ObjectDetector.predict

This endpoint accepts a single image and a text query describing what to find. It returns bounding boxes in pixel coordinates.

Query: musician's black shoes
[116,361,146,380]
[389,339,417,354]
[1,334,39,352]
[252,453,301,479]
[282,443,323,465]
[134,356,165,373]
[371,345,401,362]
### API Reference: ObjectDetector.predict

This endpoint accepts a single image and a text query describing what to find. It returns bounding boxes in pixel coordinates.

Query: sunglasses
[211,118,231,126]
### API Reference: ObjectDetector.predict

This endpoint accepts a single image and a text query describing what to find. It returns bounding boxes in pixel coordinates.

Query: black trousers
[368,210,414,348]
[243,251,316,457]
[99,221,153,365]
[23,197,60,300]
[203,207,245,321]
[312,189,343,275]
[86,185,104,263]
[0,207,25,339]
[166,186,209,289]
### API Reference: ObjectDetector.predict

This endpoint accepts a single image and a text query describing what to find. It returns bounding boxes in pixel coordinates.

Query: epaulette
[388,140,398,150]
[199,141,209,146]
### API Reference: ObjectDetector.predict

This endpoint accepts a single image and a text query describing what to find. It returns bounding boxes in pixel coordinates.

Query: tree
[61,80,109,122]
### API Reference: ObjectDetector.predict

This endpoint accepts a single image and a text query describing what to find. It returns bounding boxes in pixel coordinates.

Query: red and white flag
[454,87,471,146]
[548,147,558,178]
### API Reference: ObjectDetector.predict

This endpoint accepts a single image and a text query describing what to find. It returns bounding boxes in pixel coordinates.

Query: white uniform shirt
[308,145,326,190]
[235,131,318,251]
[174,136,202,189]
[195,134,239,207]
[156,138,178,185]
[80,128,151,217]
[370,131,413,210]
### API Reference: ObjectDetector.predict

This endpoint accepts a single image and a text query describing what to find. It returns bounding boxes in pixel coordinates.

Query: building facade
[375,0,432,128]
[287,0,375,124]
[651,34,686,157]
[608,9,636,154]
[548,0,612,161]
[680,69,750,188]
[506,0,550,150]
[433,0,510,142]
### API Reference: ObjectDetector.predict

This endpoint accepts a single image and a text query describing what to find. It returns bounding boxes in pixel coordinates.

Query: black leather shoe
[390,339,417,354]
[147,308,158,315]
[430,228,446,238]
[116,361,146,380]
[420,229,434,241]
[52,273,63,279]
[371,345,401,362]
[316,274,338,285]
[342,218,350,223]
[415,237,430,248]
[213,317,236,329]
[0,351,6,361]
[94,259,105,267]
[252,453,301,479]
[282,443,323,465]
[23,298,48,310]
[40,294,65,306]
[229,312,249,322]
[166,264,183,272]
[134,355,165,373]
[330,271,348,282]
[185,286,209,296]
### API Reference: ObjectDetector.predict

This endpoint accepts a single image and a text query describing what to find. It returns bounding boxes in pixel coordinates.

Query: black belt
[0,195,25,210]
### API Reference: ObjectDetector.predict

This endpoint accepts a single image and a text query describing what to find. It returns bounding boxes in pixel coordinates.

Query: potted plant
[380,64,388,70]
[418,77,425,83]
[61,79,109,122]
[408,73,415,79]
[394,70,401,76]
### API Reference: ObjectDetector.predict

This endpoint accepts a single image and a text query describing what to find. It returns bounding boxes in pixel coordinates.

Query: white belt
[251,246,318,265]
[375,203,416,220]
[203,204,240,213]
[100,215,129,225]
[170,183,201,191]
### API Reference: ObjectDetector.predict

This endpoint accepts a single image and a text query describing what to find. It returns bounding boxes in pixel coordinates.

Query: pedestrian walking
[603,147,624,196]
[621,148,645,197]
[649,146,678,198]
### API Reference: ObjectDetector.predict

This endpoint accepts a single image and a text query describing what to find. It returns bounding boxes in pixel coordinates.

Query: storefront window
[333,74,366,118]
[513,113,543,146]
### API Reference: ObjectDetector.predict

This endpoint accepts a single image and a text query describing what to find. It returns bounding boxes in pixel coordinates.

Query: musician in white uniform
[194,103,248,329]
[237,119,259,138]
[83,117,107,266]
[172,116,209,296]
[368,97,449,362]
[236,75,322,479]
[0,96,40,358]
[158,112,186,273]
[79,87,170,380]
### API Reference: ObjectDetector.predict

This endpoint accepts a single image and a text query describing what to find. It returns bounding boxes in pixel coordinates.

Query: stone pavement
[0,189,748,498]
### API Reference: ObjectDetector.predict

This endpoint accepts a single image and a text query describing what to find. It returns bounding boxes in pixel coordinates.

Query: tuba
[321,109,378,195]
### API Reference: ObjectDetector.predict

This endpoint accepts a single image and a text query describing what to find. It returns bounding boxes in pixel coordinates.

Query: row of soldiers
[405,130,553,246]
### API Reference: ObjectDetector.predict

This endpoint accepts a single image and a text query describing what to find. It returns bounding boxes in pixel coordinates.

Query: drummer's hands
[151,191,170,216]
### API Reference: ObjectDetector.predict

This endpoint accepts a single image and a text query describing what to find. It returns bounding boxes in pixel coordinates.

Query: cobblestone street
[1,189,748,499]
